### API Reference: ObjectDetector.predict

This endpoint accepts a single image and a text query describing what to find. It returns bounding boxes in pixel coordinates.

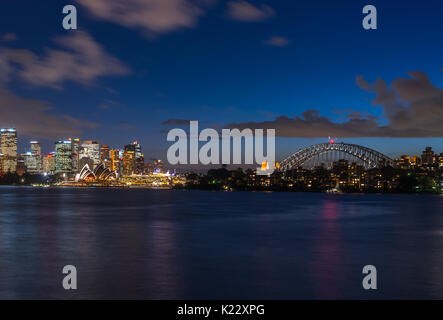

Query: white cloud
[265,36,290,47]
[227,1,274,21]
[0,31,130,89]
[76,0,206,35]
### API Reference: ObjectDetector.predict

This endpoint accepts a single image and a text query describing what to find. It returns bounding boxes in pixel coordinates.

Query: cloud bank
[0,89,98,139]
[225,70,443,137]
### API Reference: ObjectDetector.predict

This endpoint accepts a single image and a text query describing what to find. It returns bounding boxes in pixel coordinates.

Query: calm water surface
[0,186,443,299]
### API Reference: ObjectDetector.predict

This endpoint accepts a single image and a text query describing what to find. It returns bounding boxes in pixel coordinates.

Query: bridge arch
[279,142,393,171]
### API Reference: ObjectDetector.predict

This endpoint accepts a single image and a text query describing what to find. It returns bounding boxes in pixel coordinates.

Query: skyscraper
[0,128,18,173]
[123,141,144,175]
[80,140,100,169]
[421,147,435,166]
[70,138,80,173]
[25,141,43,174]
[55,140,73,174]
[109,149,121,173]
[122,147,135,176]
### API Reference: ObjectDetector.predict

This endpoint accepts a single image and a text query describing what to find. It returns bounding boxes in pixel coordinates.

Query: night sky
[0,0,442,164]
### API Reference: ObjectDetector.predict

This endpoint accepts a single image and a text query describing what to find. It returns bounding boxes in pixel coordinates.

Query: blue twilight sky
[0,0,442,164]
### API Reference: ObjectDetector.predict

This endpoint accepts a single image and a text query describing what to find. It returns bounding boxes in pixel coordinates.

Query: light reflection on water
[0,187,443,299]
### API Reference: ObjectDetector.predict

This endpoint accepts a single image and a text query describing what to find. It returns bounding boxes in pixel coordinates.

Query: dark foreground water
[0,186,443,299]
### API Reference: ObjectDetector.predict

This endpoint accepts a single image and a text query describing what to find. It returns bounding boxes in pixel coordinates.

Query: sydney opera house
[75,163,118,183]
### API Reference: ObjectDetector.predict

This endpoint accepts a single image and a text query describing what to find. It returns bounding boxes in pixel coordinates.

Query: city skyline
[1,127,443,177]
[0,1,442,162]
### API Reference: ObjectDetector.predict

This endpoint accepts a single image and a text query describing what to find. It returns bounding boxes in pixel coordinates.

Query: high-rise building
[16,154,26,176]
[30,141,41,155]
[123,141,144,175]
[109,149,121,172]
[122,148,135,176]
[43,153,55,174]
[100,145,110,161]
[80,140,100,169]
[0,128,18,173]
[25,141,43,174]
[422,147,435,166]
[70,138,80,173]
[55,140,73,174]
[100,144,111,169]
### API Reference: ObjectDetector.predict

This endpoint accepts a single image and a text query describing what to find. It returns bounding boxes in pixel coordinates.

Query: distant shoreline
[0,184,439,195]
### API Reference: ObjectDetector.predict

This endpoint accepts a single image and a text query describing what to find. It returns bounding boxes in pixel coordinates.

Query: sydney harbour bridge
[279,141,393,171]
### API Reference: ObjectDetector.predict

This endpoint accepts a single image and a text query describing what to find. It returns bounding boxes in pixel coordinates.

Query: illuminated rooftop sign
[0,128,17,133]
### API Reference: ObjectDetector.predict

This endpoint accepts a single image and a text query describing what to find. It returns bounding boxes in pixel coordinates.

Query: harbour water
[0,186,442,299]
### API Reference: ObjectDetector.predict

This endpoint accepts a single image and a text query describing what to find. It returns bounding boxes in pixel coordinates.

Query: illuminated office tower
[55,140,73,174]
[80,140,100,169]
[26,141,43,174]
[43,153,55,174]
[123,141,144,175]
[70,138,80,173]
[109,149,120,172]
[132,141,144,173]
[0,128,18,173]
[122,147,135,176]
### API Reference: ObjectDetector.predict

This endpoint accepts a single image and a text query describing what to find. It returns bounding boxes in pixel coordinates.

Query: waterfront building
[55,140,73,174]
[145,159,166,174]
[75,163,117,182]
[0,128,18,173]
